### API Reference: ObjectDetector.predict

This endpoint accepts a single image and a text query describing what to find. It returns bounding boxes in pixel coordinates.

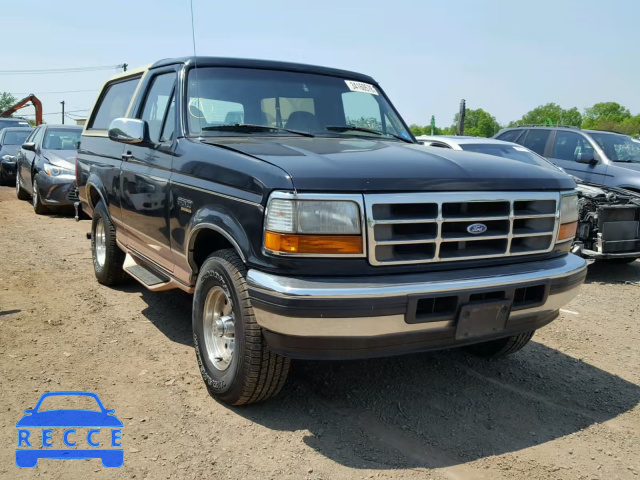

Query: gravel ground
[0,185,639,480]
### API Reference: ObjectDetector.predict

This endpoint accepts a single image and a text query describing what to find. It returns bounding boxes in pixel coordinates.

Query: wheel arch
[187,222,248,277]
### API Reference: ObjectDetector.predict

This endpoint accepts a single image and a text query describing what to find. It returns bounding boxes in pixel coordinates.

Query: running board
[123,253,176,291]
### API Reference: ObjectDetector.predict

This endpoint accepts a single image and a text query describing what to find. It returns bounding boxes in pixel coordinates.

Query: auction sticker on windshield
[345,80,378,95]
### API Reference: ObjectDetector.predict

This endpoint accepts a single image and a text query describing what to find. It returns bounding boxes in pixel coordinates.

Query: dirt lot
[0,185,639,480]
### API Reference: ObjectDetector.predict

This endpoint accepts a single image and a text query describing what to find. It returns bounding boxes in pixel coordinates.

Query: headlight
[264,193,363,255]
[43,163,74,177]
[2,155,14,162]
[557,193,578,242]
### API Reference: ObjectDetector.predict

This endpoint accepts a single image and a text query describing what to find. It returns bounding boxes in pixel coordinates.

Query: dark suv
[494,126,640,193]
[77,57,586,405]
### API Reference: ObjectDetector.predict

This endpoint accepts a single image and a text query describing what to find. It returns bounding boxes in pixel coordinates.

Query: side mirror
[576,152,597,165]
[22,142,36,152]
[108,118,147,145]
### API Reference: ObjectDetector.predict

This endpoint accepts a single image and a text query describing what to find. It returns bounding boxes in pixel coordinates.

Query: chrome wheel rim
[32,179,38,207]
[203,286,235,371]
[94,218,107,267]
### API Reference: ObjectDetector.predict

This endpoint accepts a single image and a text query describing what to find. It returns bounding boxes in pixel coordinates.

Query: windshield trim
[182,66,416,143]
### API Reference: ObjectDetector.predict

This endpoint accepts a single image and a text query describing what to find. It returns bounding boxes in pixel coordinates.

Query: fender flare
[185,207,252,270]
[85,175,108,212]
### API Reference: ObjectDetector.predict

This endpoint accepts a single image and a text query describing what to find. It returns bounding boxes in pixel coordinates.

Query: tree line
[409,102,640,138]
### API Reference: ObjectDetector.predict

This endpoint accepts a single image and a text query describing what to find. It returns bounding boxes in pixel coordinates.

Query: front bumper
[36,175,78,206]
[0,159,17,180]
[247,254,587,360]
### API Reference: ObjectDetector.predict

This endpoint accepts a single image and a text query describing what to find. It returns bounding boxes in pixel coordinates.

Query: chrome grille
[365,192,560,266]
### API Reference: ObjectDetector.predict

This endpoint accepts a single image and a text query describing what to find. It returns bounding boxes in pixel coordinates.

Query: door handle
[122,152,133,161]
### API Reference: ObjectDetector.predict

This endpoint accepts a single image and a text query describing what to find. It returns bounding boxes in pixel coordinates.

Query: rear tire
[91,201,127,285]
[193,249,290,405]
[32,175,48,215]
[466,331,535,358]
[16,173,29,200]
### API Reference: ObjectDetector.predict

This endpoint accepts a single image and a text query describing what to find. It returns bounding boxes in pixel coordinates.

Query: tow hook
[86,232,92,240]
[74,201,81,222]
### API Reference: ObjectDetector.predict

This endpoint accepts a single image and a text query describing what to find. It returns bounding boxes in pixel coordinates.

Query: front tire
[466,331,535,358]
[32,175,48,215]
[16,172,29,200]
[91,201,126,285]
[193,249,290,405]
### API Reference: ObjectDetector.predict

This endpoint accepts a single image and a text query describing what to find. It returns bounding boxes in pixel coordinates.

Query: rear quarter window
[88,76,142,130]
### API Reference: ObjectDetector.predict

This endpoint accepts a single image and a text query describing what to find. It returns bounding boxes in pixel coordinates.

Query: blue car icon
[16,391,123,468]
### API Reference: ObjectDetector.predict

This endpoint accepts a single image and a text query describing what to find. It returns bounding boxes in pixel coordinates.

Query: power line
[0,64,125,75]
[20,109,89,117]
[10,89,98,95]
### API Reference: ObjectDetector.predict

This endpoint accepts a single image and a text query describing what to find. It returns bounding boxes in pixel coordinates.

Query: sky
[2,0,640,127]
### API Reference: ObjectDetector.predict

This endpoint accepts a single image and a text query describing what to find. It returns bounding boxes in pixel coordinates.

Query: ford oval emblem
[467,223,487,235]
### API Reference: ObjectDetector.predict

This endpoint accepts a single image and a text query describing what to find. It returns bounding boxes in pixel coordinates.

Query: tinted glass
[0,119,30,128]
[589,132,640,163]
[2,129,32,145]
[552,131,594,161]
[140,72,176,142]
[160,93,176,142]
[42,128,82,150]
[460,143,555,168]
[520,129,550,155]
[496,129,523,143]
[187,67,411,141]
[90,77,141,130]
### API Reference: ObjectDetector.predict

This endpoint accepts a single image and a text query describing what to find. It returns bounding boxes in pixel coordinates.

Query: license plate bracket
[455,299,512,340]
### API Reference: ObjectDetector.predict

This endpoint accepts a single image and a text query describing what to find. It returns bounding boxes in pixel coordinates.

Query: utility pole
[60,100,65,125]
[123,63,128,72]
[457,99,466,136]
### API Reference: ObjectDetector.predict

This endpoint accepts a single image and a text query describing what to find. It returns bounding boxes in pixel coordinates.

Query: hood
[201,137,575,192]
[42,150,76,170]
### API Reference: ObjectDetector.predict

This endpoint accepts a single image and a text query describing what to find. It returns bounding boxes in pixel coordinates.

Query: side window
[160,94,176,143]
[89,76,141,130]
[520,129,550,155]
[342,91,381,130]
[140,72,176,143]
[552,131,595,161]
[24,128,38,143]
[496,129,524,143]
[33,127,45,147]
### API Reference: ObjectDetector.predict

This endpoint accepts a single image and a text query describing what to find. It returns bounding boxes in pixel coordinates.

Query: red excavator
[0,94,42,125]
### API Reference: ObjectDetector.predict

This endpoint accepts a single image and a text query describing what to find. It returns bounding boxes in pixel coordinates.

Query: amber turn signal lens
[265,231,362,254]
[558,221,578,242]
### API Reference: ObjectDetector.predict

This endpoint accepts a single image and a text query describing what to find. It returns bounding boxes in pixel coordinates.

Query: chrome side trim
[247,253,587,300]
[171,181,263,208]
[262,190,367,258]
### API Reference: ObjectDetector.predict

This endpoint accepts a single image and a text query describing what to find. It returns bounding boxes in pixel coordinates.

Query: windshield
[589,132,640,163]
[0,120,29,128]
[460,143,554,168]
[2,129,31,145]
[43,128,82,150]
[186,67,412,141]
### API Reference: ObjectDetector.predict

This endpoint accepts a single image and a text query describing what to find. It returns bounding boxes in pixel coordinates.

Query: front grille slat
[366,192,560,266]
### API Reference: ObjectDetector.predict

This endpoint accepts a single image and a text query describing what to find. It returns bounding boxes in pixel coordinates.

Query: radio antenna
[189,0,202,135]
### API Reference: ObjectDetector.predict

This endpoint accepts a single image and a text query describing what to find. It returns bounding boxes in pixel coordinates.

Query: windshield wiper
[200,124,314,137]
[325,125,412,143]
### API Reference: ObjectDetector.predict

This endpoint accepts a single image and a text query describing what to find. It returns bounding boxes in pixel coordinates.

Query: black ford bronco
[77,57,587,405]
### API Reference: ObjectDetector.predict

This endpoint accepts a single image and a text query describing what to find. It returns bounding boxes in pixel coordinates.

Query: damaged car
[417,136,640,263]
